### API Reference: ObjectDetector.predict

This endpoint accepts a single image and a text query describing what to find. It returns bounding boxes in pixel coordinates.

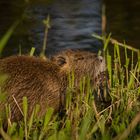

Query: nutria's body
[0,50,106,122]
[0,56,66,121]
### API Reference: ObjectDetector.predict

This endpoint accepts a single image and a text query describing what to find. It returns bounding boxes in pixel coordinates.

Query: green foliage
[0,31,140,140]
[0,21,19,56]
[40,15,51,58]
[30,47,36,56]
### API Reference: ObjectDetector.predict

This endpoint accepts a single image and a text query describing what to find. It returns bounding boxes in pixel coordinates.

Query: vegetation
[0,23,140,140]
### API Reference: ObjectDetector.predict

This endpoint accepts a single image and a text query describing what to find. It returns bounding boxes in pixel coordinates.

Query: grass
[0,21,19,57]
[0,25,140,140]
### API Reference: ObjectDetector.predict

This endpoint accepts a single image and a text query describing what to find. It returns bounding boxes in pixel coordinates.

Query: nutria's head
[51,50,106,86]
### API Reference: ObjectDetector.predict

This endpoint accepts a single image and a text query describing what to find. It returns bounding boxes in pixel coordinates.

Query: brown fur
[0,50,106,122]
[0,56,66,122]
[51,50,106,88]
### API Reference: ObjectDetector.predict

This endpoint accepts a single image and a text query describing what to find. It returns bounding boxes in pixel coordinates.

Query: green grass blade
[107,51,112,86]
[92,34,103,40]
[40,15,51,58]
[115,43,121,66]
[23,97,28,140]
[124,46,130,85]
[30,47,35,56]
[0,21,19,56]
[43,107,54,130]
[79,110,92,140]
[28,108,35,137]
[131,51,134,71]
[128,63,138,89]
[39,107,54,140]
[103,33,111,52]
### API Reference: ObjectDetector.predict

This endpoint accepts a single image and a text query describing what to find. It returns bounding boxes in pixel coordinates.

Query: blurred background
[0,0,139,57]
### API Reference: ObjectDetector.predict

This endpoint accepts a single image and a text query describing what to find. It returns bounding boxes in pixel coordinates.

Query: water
[0,0,139,57]
[104,0,140,50]
[0,0,102,57]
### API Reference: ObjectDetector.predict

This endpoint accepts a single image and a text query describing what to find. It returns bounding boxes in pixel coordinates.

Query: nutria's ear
[51,56,66,67]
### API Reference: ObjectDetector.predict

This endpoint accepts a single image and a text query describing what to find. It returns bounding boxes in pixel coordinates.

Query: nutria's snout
[94,55,106,78]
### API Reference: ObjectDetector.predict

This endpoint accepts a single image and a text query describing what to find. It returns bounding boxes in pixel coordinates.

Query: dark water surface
[0,0,139,57]
[0,0,102,57]
[104,0,140,50]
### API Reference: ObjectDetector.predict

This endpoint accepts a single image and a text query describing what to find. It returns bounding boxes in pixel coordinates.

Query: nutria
[0,56,66,122]
[0,50,106,123]
[51,50,106,88]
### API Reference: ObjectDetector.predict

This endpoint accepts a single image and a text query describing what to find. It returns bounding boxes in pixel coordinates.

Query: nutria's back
[0,56,65,121]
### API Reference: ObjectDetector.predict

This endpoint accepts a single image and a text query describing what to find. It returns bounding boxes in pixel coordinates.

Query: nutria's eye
[55,56,66,66]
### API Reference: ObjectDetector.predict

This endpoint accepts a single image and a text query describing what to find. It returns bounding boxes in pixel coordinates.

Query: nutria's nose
[98,56,103,62]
